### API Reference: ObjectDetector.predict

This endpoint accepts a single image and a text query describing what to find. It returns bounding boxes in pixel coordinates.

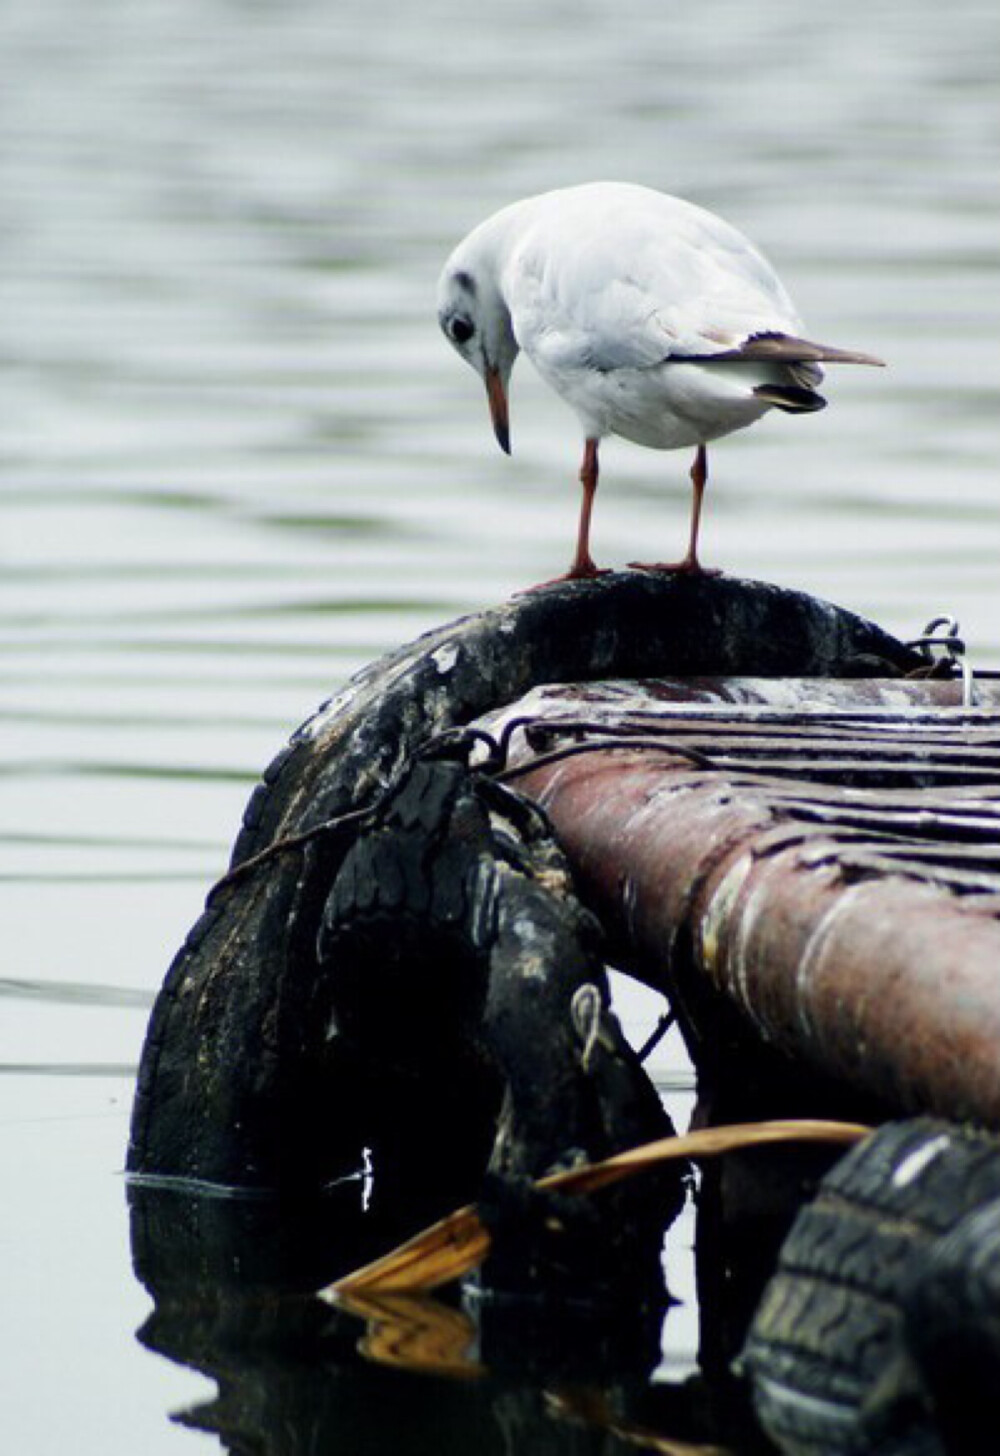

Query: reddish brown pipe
[513,750,1000,1127]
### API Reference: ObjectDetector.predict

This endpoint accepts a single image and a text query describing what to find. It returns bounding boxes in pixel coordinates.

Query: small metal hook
[570,982,604,1073]
[907,615,977,708]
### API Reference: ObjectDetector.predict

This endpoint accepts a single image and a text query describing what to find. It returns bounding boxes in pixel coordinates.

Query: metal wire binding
[208,726,504,903]
[906,615,976,709]
[211,635,999,902]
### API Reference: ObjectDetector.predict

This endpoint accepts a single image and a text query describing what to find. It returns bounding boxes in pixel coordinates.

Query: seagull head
[437,252,519,455]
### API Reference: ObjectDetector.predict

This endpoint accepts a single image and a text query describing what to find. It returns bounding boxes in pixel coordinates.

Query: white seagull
[437,181,883,581]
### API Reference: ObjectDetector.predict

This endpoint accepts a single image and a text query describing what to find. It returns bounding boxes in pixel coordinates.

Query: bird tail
[754,383,827,413]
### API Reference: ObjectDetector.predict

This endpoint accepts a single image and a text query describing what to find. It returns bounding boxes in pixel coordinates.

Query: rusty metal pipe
[512,748,1000,1127]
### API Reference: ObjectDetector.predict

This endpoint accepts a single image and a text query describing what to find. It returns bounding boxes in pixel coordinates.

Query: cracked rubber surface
[742,1117,1000,1455]
[126,574,917,1188]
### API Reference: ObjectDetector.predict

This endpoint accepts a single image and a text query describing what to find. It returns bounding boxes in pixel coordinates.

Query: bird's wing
[505,188,806,374]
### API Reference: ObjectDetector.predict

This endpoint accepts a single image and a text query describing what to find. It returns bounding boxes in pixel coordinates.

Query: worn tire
[128,575,917,1186]
[742,1118,1000,1456]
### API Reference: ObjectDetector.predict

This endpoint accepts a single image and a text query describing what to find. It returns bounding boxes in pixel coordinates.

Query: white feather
[437,182,881,575]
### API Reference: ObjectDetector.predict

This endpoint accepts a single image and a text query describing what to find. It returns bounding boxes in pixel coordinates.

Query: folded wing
[506,186,882,376]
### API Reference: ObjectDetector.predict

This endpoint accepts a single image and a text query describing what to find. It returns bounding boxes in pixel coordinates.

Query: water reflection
[128,1179,750,1455]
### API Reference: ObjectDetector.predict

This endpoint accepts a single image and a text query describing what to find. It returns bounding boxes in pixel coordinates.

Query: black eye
[449,316,475,345]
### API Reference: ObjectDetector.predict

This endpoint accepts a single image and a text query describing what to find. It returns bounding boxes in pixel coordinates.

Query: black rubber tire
[128,575,917,1187]
[741,1117,1000,1455]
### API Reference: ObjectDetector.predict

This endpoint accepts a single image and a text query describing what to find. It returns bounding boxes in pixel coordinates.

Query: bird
[437,181,883,581]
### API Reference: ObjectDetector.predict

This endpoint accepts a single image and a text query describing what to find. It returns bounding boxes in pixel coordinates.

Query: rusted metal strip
[487,680,1000,1127]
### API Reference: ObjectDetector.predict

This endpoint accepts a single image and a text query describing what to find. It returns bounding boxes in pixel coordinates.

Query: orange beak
[485,366,510,455]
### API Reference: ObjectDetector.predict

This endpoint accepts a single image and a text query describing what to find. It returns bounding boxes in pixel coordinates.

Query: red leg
[521,438,609,590]
[568,438,605,579]
[629,444,721,577]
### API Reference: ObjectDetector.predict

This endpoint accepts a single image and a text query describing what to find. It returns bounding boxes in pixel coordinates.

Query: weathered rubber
[127,574,919,1188]
[742,1117,1000,1455]
[315,748,674,1196]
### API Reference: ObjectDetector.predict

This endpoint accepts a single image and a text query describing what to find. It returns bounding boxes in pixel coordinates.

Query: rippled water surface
[2,1,999,1449]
